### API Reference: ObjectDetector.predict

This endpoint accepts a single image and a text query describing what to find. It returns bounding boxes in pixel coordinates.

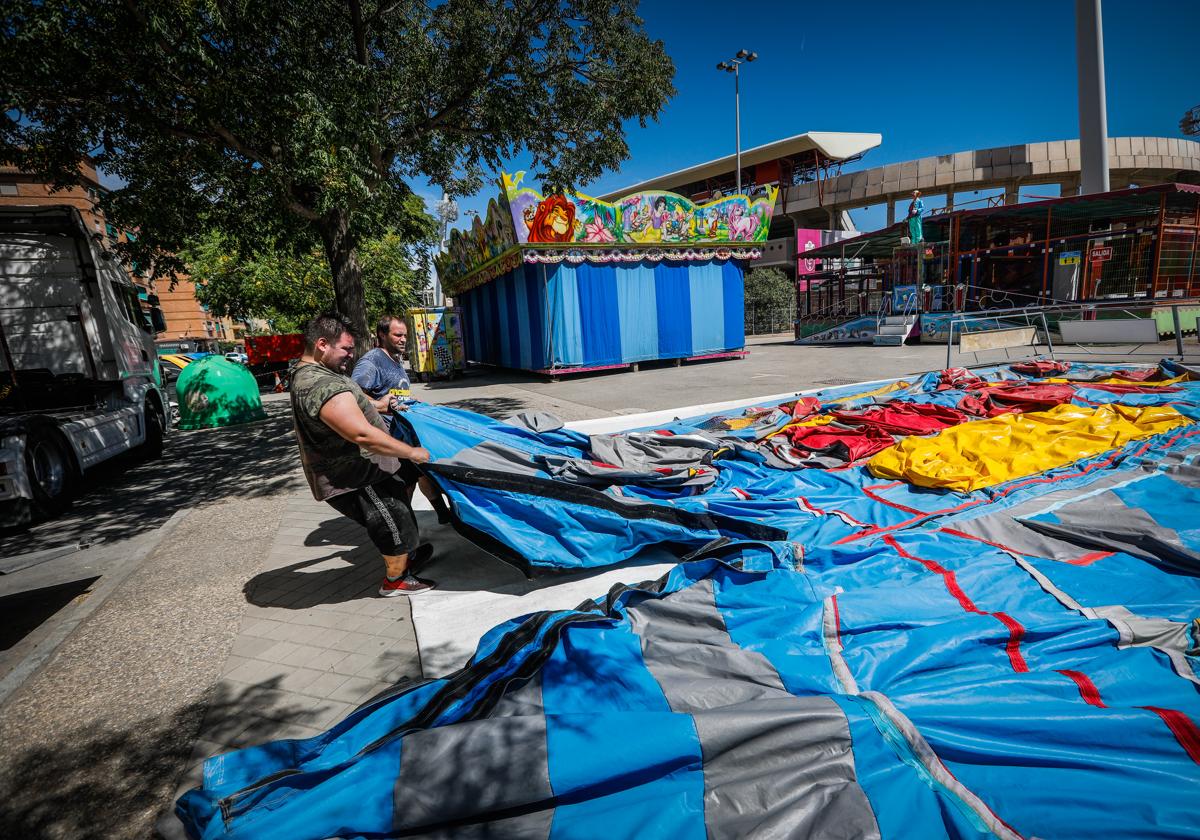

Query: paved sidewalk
[160,491,429,836]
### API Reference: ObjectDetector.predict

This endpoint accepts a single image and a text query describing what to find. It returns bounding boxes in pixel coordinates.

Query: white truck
[0,205,170,526]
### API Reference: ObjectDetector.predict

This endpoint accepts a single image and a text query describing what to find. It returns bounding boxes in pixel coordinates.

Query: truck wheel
[140,404,165,461]
[25,426,75,519]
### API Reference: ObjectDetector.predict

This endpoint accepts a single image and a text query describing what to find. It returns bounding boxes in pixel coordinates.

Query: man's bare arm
[319,392,431,463]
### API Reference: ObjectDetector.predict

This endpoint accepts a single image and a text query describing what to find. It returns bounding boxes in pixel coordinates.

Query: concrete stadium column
[1060,177,1081,197]
[827,207,837,230]
[886,200,896,226]
[1075,0,1110,194]
[1003,182,1019,205]
[944,193,955,212]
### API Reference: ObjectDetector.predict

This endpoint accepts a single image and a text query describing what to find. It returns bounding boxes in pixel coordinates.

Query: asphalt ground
[0,333,1192,838]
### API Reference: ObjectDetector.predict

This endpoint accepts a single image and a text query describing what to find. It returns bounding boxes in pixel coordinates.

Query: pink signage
[795,229,862,290]
[796,229,825,276]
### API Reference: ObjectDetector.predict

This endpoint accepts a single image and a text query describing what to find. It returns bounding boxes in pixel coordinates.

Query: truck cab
[0,205,169,525]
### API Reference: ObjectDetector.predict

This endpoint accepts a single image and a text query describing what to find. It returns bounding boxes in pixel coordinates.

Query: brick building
[0,158,238,348]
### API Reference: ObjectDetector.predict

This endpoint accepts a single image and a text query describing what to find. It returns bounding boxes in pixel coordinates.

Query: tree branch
[347,0,369,65]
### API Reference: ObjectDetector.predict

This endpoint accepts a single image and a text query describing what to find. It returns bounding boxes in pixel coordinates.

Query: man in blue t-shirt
[352,315,453,523]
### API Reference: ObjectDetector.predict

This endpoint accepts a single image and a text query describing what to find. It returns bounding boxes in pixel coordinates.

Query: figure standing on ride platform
[907,189,925,243]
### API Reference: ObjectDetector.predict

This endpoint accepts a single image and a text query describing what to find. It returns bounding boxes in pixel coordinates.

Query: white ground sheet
[409,381,897,677]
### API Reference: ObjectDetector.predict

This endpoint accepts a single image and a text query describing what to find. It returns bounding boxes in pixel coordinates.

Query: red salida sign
[1090,246,1113,262]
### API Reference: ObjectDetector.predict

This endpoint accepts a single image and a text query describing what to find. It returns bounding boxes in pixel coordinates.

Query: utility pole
[1075,0,1110,195]
[433,193,458,306]
[717,50,758,196]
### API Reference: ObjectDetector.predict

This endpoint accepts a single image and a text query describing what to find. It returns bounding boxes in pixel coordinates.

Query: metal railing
[945,300,1199,367]
[744,304,796,336]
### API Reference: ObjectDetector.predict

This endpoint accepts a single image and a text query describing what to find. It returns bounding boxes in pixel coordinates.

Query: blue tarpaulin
[178,360,1200,839]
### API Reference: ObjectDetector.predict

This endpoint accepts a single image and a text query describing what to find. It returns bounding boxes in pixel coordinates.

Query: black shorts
[325,475,420,557]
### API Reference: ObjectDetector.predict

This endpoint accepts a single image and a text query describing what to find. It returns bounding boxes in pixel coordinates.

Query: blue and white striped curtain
[458,258,745,371]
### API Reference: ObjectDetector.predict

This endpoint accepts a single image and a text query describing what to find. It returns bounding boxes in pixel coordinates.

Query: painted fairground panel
[502,171,777,245]
[435,197,520,295]
[406,307,466,377]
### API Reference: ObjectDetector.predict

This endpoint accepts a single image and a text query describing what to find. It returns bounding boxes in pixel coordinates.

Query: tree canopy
[2,0,675,341]
[744,266,795,311]
[183,229,433,333]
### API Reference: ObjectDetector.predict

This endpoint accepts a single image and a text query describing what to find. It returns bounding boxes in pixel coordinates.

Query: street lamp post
[716,49,757,196]
[433,192,459,306]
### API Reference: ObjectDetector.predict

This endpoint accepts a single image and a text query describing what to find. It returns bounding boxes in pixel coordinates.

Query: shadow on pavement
[437,395,530,417]
[0,677,318,840]
[0,399,301,557]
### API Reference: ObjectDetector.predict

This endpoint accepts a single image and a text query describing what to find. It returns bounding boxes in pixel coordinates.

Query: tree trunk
[317,207,371,354]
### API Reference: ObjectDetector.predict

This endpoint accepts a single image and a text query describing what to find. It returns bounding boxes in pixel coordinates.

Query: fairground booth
[434,173,778,375]
[796,183,1200,343]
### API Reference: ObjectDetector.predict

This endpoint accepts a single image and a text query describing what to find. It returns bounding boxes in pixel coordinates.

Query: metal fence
[744,304,795,336]
[944,300,1200,368]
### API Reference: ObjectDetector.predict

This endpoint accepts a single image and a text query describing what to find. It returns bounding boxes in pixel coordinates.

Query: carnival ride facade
[798,183,1200,344]
[435,174,778,374]
[179,357,1200,839]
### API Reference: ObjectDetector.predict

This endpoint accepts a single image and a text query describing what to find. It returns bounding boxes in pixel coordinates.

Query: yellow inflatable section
[868,403,1191,492]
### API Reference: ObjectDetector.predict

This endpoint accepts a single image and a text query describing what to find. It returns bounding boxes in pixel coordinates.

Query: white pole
[735,65,742,196]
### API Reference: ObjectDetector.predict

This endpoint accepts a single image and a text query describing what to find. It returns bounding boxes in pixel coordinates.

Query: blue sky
[426,0,1198,233]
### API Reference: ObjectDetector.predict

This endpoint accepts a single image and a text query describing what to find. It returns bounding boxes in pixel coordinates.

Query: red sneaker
[378,573,436,597]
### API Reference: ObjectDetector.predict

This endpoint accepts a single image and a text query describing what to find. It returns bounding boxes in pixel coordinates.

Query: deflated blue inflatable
[178,360,1200,838]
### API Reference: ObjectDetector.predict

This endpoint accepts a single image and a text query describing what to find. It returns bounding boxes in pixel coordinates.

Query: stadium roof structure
[597,131,883,200]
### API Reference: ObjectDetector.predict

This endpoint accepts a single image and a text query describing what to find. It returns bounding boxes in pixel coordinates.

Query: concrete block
[993,147,1012,166]
[1031,160,1050,175]
[1066,139,1080,156]
[231,634,278,659]
[883,163,901,180]
[1153,138,1167,155]
[1135,155,1149,168]
[851,185,867,200]
[1011,162,1032,178]
[883,180,901,194]
[261,640,305,664]
[900,161,918,178]
[954,151,973,169]
[867,167,883,184]
[973,168,987,181]
[936,154,954,172]
[1029,142,1048,162]
[331,651,389,679]
[899,177,917,192]
[917,157,935,176]
[224,657,292,685]
[1047,140,1066,160]
[1115,137,1131,156]
[258,622,296,642]
[994,164,1012,179]
[1150,155,1163,169]
[1130,137,1145,155]
[850,170,867,187]
[327,675,388,705]
[866,182,884,197]
[935,171,955,186]
[277,666,326,694]
[308,700,356,729]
